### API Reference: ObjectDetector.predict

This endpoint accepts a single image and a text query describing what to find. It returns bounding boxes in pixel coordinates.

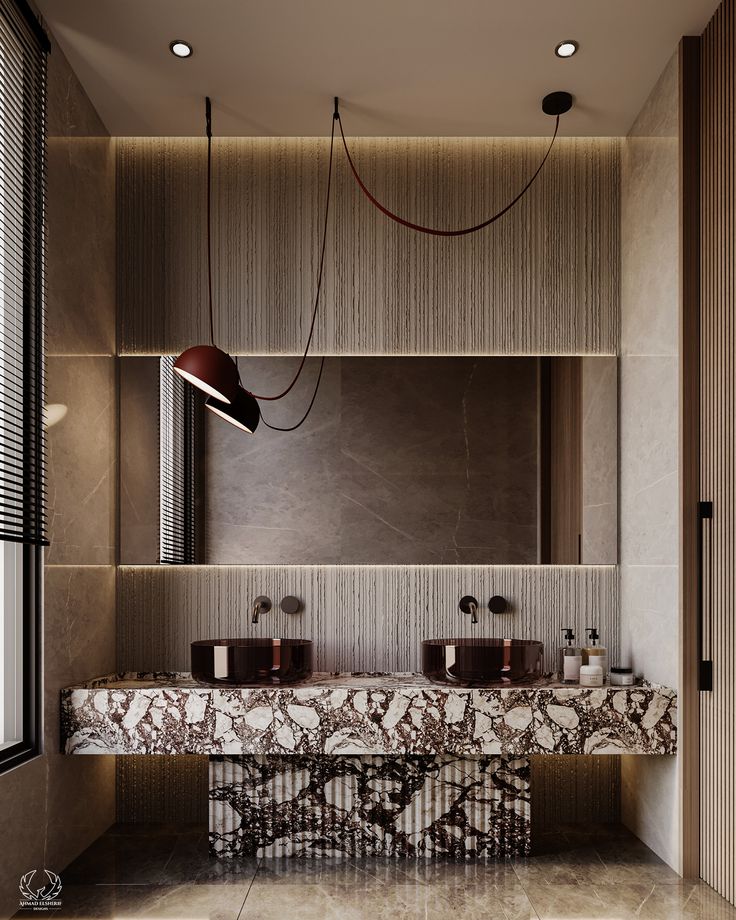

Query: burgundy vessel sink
[191,638,312,685]
[422,638,543,686]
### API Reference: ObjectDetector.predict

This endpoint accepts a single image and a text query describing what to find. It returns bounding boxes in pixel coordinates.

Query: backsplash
[117,564,619,675]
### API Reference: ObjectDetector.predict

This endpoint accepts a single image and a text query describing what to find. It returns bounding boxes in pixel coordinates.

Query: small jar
[579,664,603,687]
[610,667,635,686]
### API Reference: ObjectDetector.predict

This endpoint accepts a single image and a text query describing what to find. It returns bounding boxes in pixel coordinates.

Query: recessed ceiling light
[555,40,579,58]
[169,40,193,58]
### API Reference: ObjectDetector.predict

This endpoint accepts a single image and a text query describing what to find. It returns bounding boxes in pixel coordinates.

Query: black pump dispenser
[586,628,600,645]
[559,629,582,683]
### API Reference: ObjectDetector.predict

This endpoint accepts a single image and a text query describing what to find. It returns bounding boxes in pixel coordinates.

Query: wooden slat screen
[699,0,736,903]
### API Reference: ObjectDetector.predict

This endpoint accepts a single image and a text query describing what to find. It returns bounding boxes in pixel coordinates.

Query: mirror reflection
[120,356,617,565]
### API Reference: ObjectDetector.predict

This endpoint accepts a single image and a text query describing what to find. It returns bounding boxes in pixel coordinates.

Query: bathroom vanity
[61,673,676,859]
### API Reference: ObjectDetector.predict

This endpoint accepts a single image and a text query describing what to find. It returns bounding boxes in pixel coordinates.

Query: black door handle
[698,500,713,692]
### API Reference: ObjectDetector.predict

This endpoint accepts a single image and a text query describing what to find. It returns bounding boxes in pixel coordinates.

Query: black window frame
[0,544,41,773]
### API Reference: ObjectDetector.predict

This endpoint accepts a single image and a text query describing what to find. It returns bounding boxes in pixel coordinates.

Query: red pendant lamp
[173,97,239,405]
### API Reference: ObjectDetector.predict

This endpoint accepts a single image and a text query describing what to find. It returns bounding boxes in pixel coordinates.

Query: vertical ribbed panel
[700,0,736,904]
[116,755,208,823]
[116,136,619,356]
[531,756,621,829]
[209,755,530,858]
[117,564,618,674]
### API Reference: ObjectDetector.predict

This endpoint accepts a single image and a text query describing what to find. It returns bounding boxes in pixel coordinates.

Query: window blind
[0,0,48,546]
[159,357,198,564]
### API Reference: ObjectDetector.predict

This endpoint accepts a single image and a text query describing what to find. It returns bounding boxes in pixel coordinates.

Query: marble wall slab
[619,52,681,871]
[210,754,531,859]
[46,357,117,565]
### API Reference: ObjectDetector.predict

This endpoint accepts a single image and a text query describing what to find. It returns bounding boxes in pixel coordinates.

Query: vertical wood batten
[698,0,736,904]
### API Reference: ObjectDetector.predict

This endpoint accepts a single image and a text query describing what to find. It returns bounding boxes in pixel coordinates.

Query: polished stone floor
[14,823,736,919]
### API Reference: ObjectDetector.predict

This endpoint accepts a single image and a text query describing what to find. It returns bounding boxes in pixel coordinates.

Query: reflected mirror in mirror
[120,356,617,565]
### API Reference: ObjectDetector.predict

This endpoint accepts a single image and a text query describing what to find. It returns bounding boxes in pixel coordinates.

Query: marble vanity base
[209,754,530,859]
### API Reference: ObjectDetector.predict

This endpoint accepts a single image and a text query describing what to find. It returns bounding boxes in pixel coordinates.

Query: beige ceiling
[36,0,719,137]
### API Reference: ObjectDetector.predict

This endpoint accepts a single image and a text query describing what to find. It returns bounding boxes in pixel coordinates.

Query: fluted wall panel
[117,755,208,824]
[700,0,736,904]
[118,565,618,675]
[116,136,619,356]
[531,756,620,829]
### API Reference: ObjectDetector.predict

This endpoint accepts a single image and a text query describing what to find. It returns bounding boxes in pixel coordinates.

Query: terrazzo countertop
[61,672,677,758]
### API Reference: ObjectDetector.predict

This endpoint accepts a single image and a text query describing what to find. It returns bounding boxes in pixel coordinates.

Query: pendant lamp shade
[173,345,239,404]
[206,386,261,433]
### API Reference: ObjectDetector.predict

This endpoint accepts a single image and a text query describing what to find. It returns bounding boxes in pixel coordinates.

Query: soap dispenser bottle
[582,628,608,682]
[559,629,582,684]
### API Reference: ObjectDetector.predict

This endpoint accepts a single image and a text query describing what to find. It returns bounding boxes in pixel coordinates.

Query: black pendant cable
[245,113,335,408]
[258,356,326,431]
[179,91,571,434]
[253,111,336,430]
[183,98,337,433]
[334,91,573,236]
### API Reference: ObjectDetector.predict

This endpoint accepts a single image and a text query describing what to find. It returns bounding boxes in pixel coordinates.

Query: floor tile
[523,883,625,920]
[239,880,538,920]
[238,883,358,919]
[512,848,604,886]
[15,822,736,920]
[163,833,259,884]
[253,857,375,886]
[60,833,181,885]
[119,883,249,919]
[15,883,249,920]
[396,858,520,888]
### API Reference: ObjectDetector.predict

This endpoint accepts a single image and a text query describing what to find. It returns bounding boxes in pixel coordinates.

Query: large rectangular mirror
[120,356,617,565]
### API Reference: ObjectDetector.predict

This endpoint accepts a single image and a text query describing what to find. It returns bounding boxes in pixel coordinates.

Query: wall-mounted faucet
[459,595,479,624]
[251,595,272,624]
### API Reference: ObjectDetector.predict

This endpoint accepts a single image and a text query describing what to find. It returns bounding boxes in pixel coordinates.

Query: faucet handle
[280,595,302,615]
